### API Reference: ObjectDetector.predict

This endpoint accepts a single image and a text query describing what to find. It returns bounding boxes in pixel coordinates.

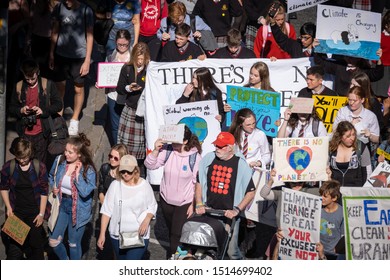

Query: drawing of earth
[287,147,312,174]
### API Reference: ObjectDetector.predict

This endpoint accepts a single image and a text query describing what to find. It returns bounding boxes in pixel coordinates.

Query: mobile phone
[268,2,281,19]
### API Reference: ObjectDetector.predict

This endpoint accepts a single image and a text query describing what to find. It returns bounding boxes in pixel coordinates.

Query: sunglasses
[109,154,119,161]
[120,170,134,175]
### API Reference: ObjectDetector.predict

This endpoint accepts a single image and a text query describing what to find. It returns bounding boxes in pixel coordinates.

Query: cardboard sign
[2,215,30,245]
[289,97,314,114]
[158,124,185,144]
[97,62,125,88]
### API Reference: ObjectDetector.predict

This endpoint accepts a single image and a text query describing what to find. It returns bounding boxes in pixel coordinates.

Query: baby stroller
[173,209,236,260]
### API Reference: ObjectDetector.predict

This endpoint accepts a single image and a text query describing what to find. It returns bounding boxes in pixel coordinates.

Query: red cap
[212,132,235,147]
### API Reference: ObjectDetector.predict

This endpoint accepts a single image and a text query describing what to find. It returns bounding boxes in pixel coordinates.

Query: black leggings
[160,198,192,256]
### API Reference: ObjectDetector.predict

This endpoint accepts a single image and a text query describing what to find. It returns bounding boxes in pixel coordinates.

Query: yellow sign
[313,95,347,133]
[377,148,390,160]
[2,215,31,245]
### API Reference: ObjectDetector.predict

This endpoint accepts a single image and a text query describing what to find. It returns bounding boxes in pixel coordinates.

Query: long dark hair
[288,108,321,130]
[329,121,357,152]
[183,125,202,154]
[65,133,97,180]
[229,108,256,150]
[190,67,221,102]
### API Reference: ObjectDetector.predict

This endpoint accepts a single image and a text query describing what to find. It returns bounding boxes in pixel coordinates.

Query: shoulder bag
[47,156,61,232]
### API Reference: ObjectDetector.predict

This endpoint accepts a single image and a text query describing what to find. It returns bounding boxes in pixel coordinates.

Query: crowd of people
[1,0,390,260]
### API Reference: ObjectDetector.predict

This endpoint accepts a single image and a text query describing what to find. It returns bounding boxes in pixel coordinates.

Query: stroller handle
[205,208,226,217]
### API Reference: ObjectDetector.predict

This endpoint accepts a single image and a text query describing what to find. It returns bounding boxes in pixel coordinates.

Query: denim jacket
[49,156,96,229]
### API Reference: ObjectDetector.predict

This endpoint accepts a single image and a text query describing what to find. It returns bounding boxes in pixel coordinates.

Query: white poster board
[273,137,329,182]
[144,58,312,184]
[97,62,125,88]
[163,100,221,156]
[279,188,322,260]
[363,161,390,188]
[341,187,390,260]
[158,124,185,144]
[316,4,381,60]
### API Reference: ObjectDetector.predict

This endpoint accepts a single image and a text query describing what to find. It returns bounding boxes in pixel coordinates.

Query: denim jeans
[226,217,243,260]
[111,237,149,260]
[49,197,86,260]
[107,97,124,145]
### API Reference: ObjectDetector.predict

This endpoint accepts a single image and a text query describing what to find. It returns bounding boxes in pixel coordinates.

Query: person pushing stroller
[195,132,256,260]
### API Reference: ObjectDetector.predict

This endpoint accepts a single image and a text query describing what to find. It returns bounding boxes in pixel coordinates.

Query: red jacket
[140,0,168,37]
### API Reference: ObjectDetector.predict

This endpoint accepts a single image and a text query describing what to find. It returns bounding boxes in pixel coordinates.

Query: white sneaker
[68,119,79,136]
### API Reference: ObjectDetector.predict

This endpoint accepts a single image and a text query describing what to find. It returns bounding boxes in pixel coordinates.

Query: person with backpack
[144,125,202,257]
[329,121,372,187]
[0,137,49,260]
[9,59,63,165]
[253,1,296,60]
[277,106,328,138]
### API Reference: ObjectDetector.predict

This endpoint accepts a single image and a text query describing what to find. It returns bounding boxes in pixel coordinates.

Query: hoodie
[144,146,201,206]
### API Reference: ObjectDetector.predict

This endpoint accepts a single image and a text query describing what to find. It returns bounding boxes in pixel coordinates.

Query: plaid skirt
[117,105,145,159]
[245,25,258,51]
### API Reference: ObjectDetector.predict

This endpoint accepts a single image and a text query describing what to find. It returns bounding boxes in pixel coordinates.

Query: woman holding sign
[117,42,150,177]
[144,126,202,257]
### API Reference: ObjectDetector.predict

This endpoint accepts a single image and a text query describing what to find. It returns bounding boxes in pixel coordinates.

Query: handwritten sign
[313,95,347,133]
[341,187,390,260]
[287,0,327,13]
[2,215,30,245]
[273,137,329,182]
[279,188,322,260]
[377,148,390,161]
[158,124,185,144]
[289,97,314,114]
[163,100,221,156]
[226,85,281,137]
[316,4,381,60]
[363,162,390,188]
[97,62,125,88]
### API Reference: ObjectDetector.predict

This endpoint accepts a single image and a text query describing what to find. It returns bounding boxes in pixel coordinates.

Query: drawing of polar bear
[330,24,359,45]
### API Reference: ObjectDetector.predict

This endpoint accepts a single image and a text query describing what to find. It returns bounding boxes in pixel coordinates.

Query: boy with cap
[195,132,255,260]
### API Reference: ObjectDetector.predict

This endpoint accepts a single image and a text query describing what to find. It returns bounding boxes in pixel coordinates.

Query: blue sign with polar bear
[315,4,381,60]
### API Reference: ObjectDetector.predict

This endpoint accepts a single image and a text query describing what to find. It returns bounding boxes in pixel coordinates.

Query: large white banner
[279,188,322,260]
[163,100,221,155]
[341,187,390,260]
[316,4,381,60]
[287,0,327,13]
[145,58,312,184]
[273,137,329,182]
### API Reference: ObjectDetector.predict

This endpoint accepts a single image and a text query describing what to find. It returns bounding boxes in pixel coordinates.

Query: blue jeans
[107,97,124,145]
[111,237,149,260]
[49,197,87,260]
[226,217,243,260]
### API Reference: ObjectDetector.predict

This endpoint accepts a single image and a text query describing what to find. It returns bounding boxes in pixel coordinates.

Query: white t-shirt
[100,178,157,240]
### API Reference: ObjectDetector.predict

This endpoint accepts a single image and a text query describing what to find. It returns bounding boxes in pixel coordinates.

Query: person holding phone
[116,42,150,177]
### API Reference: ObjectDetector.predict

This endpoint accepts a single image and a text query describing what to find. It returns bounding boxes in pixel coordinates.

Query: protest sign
[2,215,30,245]
[313,95,347,133]
[158,124,185,144]
[363,162,390,188]
[97,62,124,88]
[163,100,221,156]
[244,169,277,227]
[273,137,329,182]
[289,97,314,114]
[287,0,327,13]
[341,187,390,260]
[226,85,281,137]
[377,148,390,161]
[316,4,381,60]
[144,58,312,184]
[279,188,322,260]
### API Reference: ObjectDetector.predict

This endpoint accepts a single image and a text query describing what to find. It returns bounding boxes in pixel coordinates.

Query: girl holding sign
[144,126,202,257]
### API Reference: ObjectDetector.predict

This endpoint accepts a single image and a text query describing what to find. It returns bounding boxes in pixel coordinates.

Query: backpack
[9,158,40,178]
[164,145,198,173]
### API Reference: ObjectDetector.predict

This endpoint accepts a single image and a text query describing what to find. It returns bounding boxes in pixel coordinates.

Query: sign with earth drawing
[163,100,221,156]
[273,137,329,182]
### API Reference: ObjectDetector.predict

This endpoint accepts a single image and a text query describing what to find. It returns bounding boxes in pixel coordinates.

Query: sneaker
[68,119,79,136]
